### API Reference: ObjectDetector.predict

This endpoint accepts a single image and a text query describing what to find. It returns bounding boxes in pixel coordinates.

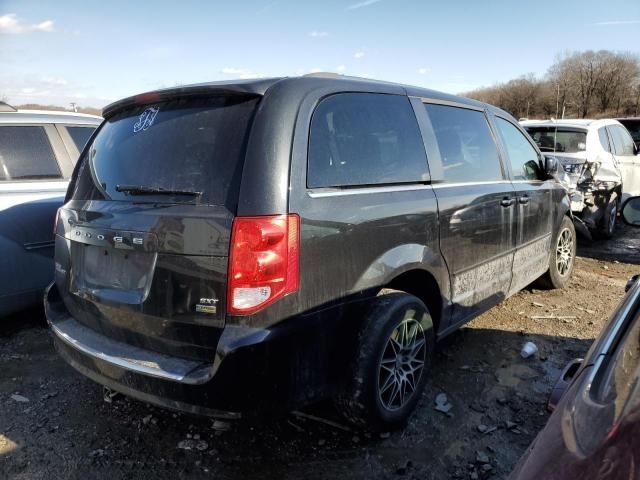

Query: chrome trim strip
[50,319,211,385]
[430,180,512,189]
[307,180,520,197]
[307,184,433,198]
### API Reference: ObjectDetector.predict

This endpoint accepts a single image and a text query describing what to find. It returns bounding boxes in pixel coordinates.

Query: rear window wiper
[115,184,202,197]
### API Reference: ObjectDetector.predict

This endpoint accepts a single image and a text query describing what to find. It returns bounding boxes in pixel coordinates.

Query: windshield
[525,126,587,153]
[70,95,259,207]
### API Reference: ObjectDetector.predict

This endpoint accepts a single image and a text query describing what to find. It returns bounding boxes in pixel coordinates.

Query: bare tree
[465,50,640,120]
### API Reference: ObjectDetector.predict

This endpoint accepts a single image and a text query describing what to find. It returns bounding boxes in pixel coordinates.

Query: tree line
[465,50,640,120]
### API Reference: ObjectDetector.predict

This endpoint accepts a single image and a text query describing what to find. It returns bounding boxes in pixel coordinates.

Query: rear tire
[336,290,435,431]
[539,216,576,289]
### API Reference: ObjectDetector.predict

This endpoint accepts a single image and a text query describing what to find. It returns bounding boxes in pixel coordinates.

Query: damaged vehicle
[46,75,575,431]
[522,119,639,239]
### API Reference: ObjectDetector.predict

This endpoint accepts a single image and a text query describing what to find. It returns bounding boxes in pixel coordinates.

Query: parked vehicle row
[45,74,575,430]
[521,119,640,239]
[0,102,101,316]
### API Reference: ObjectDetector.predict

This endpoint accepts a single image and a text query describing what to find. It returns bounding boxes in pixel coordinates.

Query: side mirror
[544,155,559,176]
[621,196,640,227]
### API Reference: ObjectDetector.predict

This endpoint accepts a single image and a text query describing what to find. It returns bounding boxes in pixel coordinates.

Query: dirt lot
[1,224,639,480]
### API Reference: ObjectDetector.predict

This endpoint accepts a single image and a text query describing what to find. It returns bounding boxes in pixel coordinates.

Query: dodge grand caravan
[46,75,574,430]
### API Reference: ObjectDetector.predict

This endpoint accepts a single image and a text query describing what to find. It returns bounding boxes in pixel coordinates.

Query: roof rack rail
[303,72,344,78]
[0,101,17,112]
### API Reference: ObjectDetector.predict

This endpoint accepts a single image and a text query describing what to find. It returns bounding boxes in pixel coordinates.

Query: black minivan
[46,75,574,430]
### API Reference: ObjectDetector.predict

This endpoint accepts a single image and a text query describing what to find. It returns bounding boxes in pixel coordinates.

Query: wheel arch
[382,268,444,335]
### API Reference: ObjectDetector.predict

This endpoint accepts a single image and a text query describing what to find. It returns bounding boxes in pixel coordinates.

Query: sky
[1,0,639,109]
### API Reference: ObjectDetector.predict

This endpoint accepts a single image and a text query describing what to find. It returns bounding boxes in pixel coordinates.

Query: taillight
[53,208,61,237]
[228,214,300,315]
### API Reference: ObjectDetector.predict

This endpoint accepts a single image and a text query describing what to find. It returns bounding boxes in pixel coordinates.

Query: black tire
[336,290,435,431]
[597,192,618,240]
[539,216,576,289]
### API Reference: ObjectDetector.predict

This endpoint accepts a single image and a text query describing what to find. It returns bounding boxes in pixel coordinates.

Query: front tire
[337,290,435,431]
[540,216,576,289]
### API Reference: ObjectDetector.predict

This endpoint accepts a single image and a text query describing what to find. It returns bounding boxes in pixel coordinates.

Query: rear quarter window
[0,125,61,181]
[65,126,96,152]
[307,93,428,188]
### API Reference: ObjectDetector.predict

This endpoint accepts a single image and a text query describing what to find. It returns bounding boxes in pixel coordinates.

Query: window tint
[425,104,502,183]
[66,126,96,152]
[525,127,587,153]
[0,126,61,181]
[307,93,428,188]
[72,96,258,207]
[608,125,635,156]
[598,127,611,152]
[618,119,640,142]
[495,118,541,181]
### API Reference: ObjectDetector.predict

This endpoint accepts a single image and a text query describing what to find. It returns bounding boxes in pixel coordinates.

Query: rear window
[307,93,428,188]
[0,126,61,181]
[71,96,259,207]
[525,126,587,153]
[66,126,96,152]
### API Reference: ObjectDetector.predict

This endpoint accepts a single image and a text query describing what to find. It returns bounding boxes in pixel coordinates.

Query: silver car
[0,102,101,316]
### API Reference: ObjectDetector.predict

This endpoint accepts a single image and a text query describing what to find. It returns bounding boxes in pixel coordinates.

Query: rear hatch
[54,93,260,362]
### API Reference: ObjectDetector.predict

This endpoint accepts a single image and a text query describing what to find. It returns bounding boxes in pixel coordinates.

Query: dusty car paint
[46,75,572,417]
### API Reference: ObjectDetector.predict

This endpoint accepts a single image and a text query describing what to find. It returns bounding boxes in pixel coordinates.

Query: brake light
[53,208,61,237]
[135,92,161,104]
[228,214,300,315]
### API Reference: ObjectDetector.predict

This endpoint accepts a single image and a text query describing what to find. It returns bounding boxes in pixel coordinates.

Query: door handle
[519,195,530,205]
[500,197,514,207]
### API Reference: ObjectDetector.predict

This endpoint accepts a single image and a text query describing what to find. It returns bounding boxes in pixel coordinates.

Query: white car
[0,102,101,316]
[521,119,640,238]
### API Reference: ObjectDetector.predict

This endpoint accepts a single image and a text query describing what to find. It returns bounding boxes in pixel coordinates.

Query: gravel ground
[1,223,638,480]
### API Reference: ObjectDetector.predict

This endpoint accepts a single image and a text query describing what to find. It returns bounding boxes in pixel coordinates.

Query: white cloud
[309,31,329,38]
[353,51,365,59]
[220,67,264,79]
[418,67,430,75]
[309,68,323,74]
[347,0,384,10]
[0,13,54,34]
[336,65,346,73]
[41,75,68,86]
[592,19,640,26]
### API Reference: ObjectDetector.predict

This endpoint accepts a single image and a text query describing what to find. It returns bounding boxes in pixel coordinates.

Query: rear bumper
[45,283,363,417]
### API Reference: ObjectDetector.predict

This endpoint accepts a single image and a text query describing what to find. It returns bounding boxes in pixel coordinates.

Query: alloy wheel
[556,228,574,276]
[377,315,427,411]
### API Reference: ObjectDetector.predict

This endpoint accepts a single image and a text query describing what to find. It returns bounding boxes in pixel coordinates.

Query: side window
[612,125,636,156]
[494,117,541,181]
[598,127,611,152]
[307,93,428,188]
[65,126,96,152]
[424,104,503,183]
[0,126,61,181]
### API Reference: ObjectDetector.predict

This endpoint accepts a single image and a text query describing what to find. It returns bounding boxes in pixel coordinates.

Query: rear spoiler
[102,77,282,118]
